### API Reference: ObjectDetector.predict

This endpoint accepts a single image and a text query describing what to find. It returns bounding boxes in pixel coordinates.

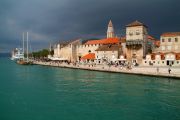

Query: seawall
[33,61,180,79]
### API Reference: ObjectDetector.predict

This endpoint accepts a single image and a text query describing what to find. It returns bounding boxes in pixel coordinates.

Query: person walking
[168,67,171,74]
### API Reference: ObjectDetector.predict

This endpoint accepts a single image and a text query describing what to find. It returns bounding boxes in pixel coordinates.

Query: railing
[126,40,143,46]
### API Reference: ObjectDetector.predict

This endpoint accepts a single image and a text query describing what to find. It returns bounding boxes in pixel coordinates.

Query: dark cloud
[0,0,180,52]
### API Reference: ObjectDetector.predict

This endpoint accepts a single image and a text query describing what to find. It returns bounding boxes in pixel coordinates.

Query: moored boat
[11,48,24,61]
[16,32,33,65]
[17,59,30,65]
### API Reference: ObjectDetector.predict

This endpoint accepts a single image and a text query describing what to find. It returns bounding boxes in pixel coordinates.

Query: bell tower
[107,20,115,38]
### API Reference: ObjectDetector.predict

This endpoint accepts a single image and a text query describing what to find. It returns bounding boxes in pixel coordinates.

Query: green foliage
[32,49,52,58]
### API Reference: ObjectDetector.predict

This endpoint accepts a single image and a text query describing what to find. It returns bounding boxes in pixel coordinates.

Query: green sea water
[0,56,180,120]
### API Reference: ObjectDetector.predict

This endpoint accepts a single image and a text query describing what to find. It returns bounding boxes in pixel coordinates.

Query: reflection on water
[0,58,180,120]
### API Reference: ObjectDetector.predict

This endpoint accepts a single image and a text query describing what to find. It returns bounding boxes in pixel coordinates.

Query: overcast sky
[0,0,180,52]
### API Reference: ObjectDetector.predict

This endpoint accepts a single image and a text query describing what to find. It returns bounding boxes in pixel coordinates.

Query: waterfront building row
[51,20,180,66]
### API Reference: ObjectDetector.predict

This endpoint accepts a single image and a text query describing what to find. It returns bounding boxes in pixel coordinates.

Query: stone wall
[76,44,100,61]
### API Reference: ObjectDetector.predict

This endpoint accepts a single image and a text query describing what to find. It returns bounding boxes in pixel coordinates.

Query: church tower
[107,20,115,38]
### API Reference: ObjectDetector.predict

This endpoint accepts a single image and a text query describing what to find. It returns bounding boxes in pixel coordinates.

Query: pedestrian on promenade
[168,67,171,74]
[156,67,159,73]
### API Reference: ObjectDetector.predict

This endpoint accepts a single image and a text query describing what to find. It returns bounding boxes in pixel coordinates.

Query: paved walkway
[33,61,180,79]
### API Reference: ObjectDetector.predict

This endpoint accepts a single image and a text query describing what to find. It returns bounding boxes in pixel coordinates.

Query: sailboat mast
[27,32,29,61]
[23,32,25,60]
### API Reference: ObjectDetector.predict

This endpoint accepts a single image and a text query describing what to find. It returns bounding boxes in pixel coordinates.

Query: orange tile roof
[81,53,95,60]
[161,32,180,37]
[85,38,120,45]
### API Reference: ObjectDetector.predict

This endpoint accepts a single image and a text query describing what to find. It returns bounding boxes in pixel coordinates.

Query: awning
[115,58,127,61]
[81,53,95,60]
[49,57,68,61]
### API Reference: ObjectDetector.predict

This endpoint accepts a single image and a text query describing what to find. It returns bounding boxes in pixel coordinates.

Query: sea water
[0,55,180,120]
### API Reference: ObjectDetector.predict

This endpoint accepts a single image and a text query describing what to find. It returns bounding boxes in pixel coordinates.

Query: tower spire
[108,20,113,27]
[107,20,115,38]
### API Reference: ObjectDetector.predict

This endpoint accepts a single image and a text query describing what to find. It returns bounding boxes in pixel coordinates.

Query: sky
[0,0,180,53]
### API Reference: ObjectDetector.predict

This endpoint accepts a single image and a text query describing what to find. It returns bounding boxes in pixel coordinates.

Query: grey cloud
[0,0,180,52]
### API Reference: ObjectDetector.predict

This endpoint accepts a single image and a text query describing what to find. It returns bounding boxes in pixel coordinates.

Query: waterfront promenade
[33,61,180,79]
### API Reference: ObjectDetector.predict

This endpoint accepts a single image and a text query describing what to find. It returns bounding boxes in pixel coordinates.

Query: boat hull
[16,60,33,65]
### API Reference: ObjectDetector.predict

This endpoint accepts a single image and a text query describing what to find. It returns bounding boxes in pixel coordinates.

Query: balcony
[126,40,143,46]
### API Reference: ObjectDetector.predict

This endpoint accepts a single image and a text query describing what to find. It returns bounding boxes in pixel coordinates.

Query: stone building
[53,39,81,62]
[77,20,121,62]
[77,37,121,62]
[52,20,159,66]
[156,32,180,53]
[125,20,149,65]
[95,44,122,64]
[143,32,180,66]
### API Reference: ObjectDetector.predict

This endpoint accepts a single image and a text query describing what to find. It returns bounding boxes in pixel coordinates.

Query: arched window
[88,50,91,53]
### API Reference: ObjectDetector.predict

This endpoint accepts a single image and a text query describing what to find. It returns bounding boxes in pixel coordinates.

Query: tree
[31,49,50,58]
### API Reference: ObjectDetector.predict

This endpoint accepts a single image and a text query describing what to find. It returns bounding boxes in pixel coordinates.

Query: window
[162,61,164,64]
[175,38,178,42]
[167,46,171,50]
[129,31,133,36]
[145,61,147,63]
[136,30,140,35]
[162,46,165,50]
[177,61,179,64]
[162,39,165,42]
[153,61,155,63]
[168,38,171,42]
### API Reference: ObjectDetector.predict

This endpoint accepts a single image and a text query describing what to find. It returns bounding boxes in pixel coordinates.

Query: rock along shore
[33,61,180,79]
